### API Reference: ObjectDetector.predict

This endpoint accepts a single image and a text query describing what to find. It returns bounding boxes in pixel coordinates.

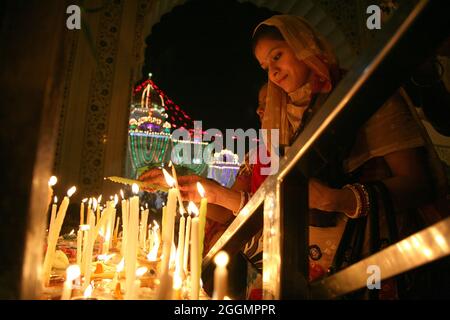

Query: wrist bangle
[343,184,362,218]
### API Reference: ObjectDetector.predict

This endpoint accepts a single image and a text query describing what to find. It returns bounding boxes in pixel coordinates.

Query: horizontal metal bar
[310,217,450,299]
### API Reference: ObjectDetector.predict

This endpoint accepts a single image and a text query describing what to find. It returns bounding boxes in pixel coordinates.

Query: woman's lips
[277,75,287,85]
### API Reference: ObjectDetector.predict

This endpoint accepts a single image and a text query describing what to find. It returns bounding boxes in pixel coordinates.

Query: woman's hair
[252,24,284,53]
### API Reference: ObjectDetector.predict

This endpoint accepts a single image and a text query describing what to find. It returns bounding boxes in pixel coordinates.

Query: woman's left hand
[177,175,220,204]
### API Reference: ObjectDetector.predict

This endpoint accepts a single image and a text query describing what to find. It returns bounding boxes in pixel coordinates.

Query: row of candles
[43,167,229,300]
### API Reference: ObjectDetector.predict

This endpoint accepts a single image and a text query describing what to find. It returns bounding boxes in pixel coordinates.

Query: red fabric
[250,149,271,194]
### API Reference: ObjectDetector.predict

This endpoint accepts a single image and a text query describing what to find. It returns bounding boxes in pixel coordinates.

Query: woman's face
[254,37,310,93]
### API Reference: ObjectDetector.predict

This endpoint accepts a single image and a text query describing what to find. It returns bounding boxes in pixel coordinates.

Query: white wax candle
[183,214,191,274]
[125,184,140,296]
[212,251,229,300]
[42,186,76,286]
[176,212,186,275]
[161,169,177,275]
[76,229,82,267]
[190,214,200,300]
[120,197,129,256]
[48,196,57,238]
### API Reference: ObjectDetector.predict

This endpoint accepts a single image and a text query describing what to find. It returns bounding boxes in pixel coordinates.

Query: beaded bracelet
[353,183,370,217]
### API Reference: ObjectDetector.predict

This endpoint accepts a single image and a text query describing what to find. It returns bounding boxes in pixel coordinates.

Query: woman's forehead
[254,38,288,64]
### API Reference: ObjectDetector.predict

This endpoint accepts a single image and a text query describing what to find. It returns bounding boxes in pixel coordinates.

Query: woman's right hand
[138,168,169,192]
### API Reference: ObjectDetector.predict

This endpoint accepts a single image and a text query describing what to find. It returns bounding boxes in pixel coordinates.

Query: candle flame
[114,194,118,206]
[132,183,139,194]
[117,258,124,272]
[92,198,98,211]
[67,186,76,197]
[69,229,75,236]
[224,296,231,300]
[84,284,93,298]
[120,189,124,199]
[53,196,58,204]
[82,198,88,203]
[66,264,81,282]
[197,182,205,198]
[153,220,159,230]
[140,206,144,211]
[168,160,173,167]
[214,251,229,267]
[162,168,175,187]
[48,176,57,187]
[188,201,199,216]
[145,203,148,209]
[88,198,92,207]
[80,224,90,231]
[173,272,182,290]
[136,267,148,277]
[98,195,102,204]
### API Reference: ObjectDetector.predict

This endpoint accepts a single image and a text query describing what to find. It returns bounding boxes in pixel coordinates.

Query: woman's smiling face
[254,37,310,93]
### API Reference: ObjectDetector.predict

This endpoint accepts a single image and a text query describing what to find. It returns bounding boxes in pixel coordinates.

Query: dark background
[141,0,277,133]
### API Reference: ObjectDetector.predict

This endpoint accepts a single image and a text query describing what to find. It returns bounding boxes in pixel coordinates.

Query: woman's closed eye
[272,52,282,61]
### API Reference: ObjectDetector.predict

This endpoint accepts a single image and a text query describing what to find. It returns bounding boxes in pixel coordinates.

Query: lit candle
[42,186,76,286]
[125,183,140,296]
[183,211,192,274]
[120,190,129,257]
[111,258,124,291]
[197,183,208,283]
[83,199,114,289]
[61,265,81,300]
[96,195,102,225]
[48,196,58,236]
[80,224,90,275]
[189,201,200,299]
[79,198,87,226]
[176,210,186,276]
[47,176,57,208]
[212,251,229,300]
[140,205,149,250]
[146,222,160,261]
[113,216,120,247]
[161,169,177,275]
[76,228,82,267]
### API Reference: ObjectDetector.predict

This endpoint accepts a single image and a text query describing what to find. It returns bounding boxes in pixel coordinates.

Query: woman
[140,15,448,299]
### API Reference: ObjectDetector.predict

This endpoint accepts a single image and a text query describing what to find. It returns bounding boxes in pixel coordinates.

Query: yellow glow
[67,186,76,198]
[188,201,199,216]
[132,183,139,194]
[66,264,81,282]
[48,176,57,187]
[120,189,124,199]
[69,229,75,236]
[116,258,124,272]
[84,284,93,298]
[82,198,87,203]
[173,272,182,290]
[162,168,175,187]
[197,182,205,198]
[136,267,148,278]
[92,198,98,212]
[214,251,229,267]
[80,224,90,231]
[53,196,58,204]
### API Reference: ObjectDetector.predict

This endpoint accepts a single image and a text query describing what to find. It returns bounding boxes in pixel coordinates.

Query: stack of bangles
[233,191,251,216]
[343,183,371,219]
